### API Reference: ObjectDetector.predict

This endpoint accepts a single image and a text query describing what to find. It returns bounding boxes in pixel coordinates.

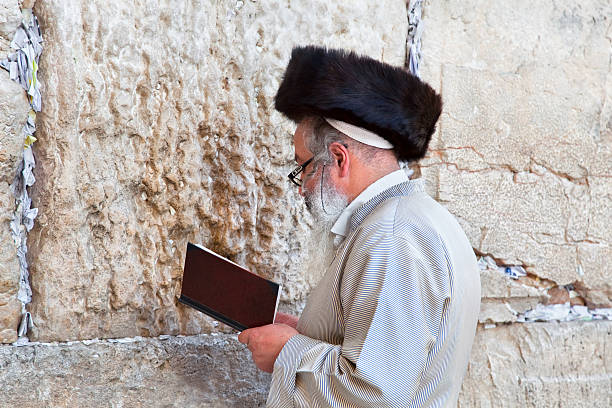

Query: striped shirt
[330,169,410,238]
[267,178,481,407]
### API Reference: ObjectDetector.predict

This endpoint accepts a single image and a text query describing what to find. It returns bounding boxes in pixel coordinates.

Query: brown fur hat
[275,46,442,161]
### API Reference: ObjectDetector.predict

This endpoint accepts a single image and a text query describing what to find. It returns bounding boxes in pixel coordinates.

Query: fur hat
[274,46,443,161]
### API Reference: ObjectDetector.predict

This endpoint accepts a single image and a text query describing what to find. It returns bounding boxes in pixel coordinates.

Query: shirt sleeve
[267,229,451,407]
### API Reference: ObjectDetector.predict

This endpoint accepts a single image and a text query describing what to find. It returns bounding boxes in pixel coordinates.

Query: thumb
[238,329,250,345]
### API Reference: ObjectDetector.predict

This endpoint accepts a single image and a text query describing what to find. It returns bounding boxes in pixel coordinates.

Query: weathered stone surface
[0,296,20,343]
[0,323,609,407]
[478,268,548,323]
[0,10,30,342]
[419,0,612,306]
[459,321,612,408]
[0,73,28,183]
[0,207,19,343]
[0,1,608,405]
[0,0,22,55]
[0,334,270,407]
[28,0,408,341]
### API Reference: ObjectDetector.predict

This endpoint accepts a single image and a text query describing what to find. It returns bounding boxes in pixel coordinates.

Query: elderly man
[238,46,481,407]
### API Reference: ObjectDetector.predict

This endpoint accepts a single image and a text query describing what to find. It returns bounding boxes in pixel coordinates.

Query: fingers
[237,325,297,373]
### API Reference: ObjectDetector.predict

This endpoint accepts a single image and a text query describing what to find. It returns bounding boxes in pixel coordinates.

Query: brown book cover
[179,242,281,331]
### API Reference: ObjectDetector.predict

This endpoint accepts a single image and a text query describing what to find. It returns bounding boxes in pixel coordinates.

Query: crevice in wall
[0,6,43,344]
[405,0,424,77]
[477,251,612,326]
[403,0,425,176]
[11,332,231,348]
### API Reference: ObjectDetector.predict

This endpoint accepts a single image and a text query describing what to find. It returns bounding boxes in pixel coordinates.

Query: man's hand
[238,324,298,373]
[274,312,299,329]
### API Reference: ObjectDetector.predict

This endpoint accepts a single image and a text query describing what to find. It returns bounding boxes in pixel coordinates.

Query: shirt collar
[330,168,411,237]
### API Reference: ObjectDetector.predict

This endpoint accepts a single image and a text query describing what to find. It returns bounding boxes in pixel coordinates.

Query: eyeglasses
[287,157,314,187]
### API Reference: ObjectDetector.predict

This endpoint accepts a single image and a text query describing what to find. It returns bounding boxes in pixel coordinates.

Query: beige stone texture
[0,180,20,344]
[28,0,408,341]
[419,0,612,306]
[459,321,612,408]
[0,72,28,183]
[0,8,30,342]
[0,177,22,346]
[0,334,270,407]
[0,0,22,55]
[0,0,609,405]
[478,268,548,323]
[0,296,20,343]
[0,323,609,407]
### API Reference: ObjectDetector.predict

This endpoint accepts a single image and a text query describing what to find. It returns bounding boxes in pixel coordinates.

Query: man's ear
[328,142,350,177]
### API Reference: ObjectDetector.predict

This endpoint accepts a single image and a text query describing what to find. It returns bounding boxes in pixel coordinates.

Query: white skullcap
[325,118,394,149]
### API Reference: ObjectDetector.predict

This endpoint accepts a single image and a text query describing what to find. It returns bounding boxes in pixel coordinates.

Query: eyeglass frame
[287,157,314,187]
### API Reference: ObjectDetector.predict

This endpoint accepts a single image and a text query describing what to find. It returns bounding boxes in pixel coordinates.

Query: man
[238,46,481,407]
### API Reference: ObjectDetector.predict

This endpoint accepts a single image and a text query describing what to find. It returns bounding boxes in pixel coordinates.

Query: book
[179,242,281,331]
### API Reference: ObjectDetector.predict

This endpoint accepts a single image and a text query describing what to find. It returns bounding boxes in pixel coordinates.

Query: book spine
[178,295,247,331]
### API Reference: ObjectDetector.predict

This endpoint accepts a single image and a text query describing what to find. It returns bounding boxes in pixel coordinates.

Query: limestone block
[421,0,611,82]
[0,334,270,407]
[0,19,31,343]
[0,323,609,407]
[478,268,547,323]
[0,181,20,343]
[0,0,23,55]
[0,73,28,183]
[480,268,545,299]
[419,0,612,306]
[28,0,408,341]
[459,321,612,408]
[0,182,19,291]
[0,297,20,343]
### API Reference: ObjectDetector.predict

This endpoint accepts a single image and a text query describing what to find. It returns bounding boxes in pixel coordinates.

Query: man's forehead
[293,121,312,161]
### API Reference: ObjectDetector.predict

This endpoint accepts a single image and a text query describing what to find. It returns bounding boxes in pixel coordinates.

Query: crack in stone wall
[416,0,611,323]
[417,24,611,304]
[0,0,36,344]
[2,6,43,344]
[477,257,611,324]
[405,0,424,76]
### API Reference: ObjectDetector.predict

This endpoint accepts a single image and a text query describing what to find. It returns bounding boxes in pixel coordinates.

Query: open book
[179,243,281,331]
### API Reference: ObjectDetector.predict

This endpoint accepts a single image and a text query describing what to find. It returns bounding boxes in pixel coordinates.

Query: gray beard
[301,168,349,289]
[303,223,338,290]
[303,167,349,226]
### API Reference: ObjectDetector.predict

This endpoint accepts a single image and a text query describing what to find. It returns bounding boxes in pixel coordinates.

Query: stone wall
[1,322,608,407]
[27,0,408,342]
[0,0,30,344]
[419,0,612,313]
[459,322,611,408]
[0,334,271,407]
[0,0,610,407]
